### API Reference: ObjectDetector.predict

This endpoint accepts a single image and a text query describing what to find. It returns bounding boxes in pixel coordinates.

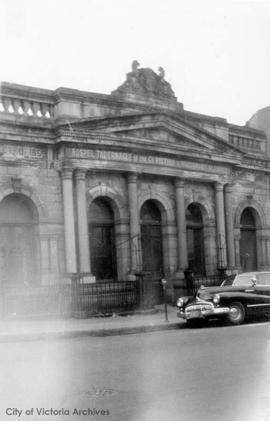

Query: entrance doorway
[240,207,257,271]
[0,194,39,284]
[140,200,163,304]
[186,204,205,275]
[88,198,117,281]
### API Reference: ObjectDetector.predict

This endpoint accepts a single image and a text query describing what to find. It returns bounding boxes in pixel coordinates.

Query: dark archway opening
[88,198,117,281]
[140,200,163,305]
[141,200,163,276]
[240,207,257,271]
[186,203,205,275]
[0,193,39,284]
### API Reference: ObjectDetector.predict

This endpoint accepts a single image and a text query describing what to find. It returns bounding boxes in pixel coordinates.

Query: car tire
[186,319,197,327]
[226,302,245,325]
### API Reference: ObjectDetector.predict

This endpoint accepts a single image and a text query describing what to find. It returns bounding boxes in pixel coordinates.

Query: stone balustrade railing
[242,156,270,170]
[0,82,55,119]
[0,96,54,118]
[229,133,265,153]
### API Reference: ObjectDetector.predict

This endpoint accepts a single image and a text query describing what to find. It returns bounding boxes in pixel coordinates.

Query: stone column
[224,183,235,269]
[260,235,267,268]
[75,169,91,274]
[127,173,140,278]
[234,231,241,269]
[215,182,227,268]
[61,168,77,273]
[175,178,188,278]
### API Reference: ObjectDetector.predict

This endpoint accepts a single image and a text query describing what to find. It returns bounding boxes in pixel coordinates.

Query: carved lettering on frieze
[0,144,46,160]
[66,147,228,175]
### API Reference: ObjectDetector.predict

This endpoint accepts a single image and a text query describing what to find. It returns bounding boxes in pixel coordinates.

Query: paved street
[1,323,270,421]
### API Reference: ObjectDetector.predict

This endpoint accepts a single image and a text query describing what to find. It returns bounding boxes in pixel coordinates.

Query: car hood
[197,285,248,300]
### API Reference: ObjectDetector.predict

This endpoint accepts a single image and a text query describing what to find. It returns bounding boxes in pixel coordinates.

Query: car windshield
[221,274,235,286]
[232,274,255,286]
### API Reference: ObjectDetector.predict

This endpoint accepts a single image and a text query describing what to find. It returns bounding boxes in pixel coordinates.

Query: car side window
[235,275,254,286]
[256,274,270,286]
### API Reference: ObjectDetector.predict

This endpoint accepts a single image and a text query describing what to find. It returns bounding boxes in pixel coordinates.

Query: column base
[174,270,185,280]
[81,275,96,284]
[127,273,137,281]
[258,265,270,271]
[173,271,187,302]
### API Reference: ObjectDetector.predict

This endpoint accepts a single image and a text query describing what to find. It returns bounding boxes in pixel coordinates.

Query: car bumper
[177,302,230,320]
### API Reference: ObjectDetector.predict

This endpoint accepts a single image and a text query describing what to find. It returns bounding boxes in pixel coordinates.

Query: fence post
[67,273,80,317]
[184,269,194,295]
[161,278,168,321]
[217,267,227,283]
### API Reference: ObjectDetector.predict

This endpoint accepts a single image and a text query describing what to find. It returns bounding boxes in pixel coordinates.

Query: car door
[252,273,270,315]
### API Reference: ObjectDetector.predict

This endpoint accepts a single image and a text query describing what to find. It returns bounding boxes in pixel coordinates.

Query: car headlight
[176,298,184,308]
[213,294,220,305]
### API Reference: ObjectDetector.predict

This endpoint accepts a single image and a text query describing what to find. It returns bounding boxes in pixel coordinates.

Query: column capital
[175,178,185,189]
[127,172,138,184]
[214,182,224,192]
[61,168,73,180]
[74,168,87,181]
[224,182,234,193]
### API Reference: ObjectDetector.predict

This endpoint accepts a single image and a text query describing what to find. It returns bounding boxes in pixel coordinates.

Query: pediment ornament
[112,61,177,102]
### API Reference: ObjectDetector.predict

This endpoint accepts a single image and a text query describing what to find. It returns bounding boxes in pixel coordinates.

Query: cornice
[55,133,242,165]
[0,82,54,103]
[55,111,248,158]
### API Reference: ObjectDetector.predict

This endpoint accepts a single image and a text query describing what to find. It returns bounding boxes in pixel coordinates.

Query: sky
[0,0,270,126]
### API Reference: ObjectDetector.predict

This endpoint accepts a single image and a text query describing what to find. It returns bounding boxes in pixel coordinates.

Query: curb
[0,322,183,343]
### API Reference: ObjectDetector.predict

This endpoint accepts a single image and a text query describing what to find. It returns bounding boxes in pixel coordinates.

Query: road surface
[0,322,270,421]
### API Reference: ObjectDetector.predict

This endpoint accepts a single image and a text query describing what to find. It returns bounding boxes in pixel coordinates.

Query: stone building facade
[0,62,270,302]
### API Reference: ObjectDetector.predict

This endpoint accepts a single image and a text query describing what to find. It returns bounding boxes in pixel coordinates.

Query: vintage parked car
[176,271,270,325]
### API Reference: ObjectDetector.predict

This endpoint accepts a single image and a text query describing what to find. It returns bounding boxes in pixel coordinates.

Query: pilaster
[127,172,141,278]
[74,169,92,276]
[61,168,77,273]
[224,183,235,269]
[175,178,188,278]
[214,182,227,268]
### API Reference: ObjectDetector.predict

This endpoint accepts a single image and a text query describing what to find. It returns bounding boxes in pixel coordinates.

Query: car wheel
[227,302,245,325]
[186,319,197,327]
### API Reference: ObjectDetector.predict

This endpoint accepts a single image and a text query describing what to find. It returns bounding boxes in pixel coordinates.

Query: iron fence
[1,280,140,318]
[74,281,140,316]
[0,273,227,317]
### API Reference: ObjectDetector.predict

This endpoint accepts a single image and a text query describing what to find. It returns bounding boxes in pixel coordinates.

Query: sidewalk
[0,305,185,342]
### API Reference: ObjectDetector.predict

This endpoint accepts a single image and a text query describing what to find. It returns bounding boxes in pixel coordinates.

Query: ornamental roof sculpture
[111,60,177,105]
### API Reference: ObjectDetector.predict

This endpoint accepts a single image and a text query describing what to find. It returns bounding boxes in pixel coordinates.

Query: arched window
[140,200,164,305]
[140,200,163,276]
[88,198,117,281]
[0,194,39,284]
[186,203,205,275]
[240,207,257,271]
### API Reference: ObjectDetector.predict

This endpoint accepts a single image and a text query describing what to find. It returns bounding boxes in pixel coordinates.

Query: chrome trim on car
[186,303,213,312]
[247,303,270,307]
[177,301,230,320]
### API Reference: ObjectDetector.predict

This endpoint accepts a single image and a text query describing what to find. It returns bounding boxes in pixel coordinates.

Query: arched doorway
[186,203,205,275]
[88,198,117,281]
[240,207,257,271]
[140,200,163,304]
[0,193,39,284]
